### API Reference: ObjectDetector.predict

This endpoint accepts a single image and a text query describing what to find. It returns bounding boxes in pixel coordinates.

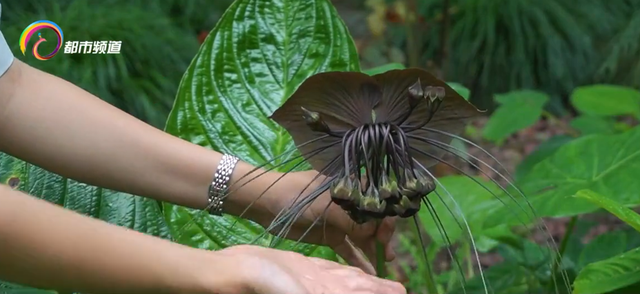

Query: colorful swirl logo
[19,20,64,61]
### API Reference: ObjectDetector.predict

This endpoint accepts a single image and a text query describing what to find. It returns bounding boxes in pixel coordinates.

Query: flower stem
[375,240,388,278]
[375,220,388,278]
[411,217,439,294]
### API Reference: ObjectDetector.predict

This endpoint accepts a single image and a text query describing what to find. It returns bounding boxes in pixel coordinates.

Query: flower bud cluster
[330,169,436,224]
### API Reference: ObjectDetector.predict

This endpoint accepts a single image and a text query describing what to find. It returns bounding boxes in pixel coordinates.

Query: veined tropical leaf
[163,0,360,259]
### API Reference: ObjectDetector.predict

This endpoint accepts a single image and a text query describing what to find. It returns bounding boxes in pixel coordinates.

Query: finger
[322,196,376,235]
[386,244,396,261]
[382,280,408,294]
[308,256,344,269]
[376,217,397,261]
[370,277,407,294]
[333,237,376,275]
[376,217,396,244]
[348,271,407,294]
[353,219,397,265]
[355,238,377,269]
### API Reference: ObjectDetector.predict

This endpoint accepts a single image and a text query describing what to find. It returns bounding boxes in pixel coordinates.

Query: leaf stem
[438,0,451,77]
[405,0,420,68]
[464,242,474,278]
[548,216,577,292]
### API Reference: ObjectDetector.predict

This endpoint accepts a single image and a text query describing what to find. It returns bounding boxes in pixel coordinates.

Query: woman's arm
[0,184,245,294]
[0,184,406,294]
[0,59,278,224]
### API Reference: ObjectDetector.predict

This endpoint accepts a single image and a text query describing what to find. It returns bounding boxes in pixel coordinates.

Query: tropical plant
[369,0,640,112]
[3,0,202,128]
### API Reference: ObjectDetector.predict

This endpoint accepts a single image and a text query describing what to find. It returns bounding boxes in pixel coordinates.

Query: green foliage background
[367,0,640,111]
[5,0,640,118]
[1,0,233,128]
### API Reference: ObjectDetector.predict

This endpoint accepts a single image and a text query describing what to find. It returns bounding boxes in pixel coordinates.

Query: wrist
[224,165,281,227]
[175,247,252,294]
[232,170,318,229]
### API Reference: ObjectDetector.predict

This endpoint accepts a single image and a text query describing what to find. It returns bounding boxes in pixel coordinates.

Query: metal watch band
[208,154,239,216]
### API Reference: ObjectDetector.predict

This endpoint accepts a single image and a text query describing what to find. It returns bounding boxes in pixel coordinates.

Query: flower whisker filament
[329,122,437,223]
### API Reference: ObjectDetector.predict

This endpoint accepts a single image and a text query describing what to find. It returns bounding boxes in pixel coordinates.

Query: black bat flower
[261,68,570,293]
[183,68,572,294]
[269,69,481,224]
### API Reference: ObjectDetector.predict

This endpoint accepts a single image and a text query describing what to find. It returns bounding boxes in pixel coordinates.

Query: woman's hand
[1,183,405,294]
[214,245,406,294]
[261,170,397,275]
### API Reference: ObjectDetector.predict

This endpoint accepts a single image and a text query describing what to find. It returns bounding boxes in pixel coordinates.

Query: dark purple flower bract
[270,68,482,224]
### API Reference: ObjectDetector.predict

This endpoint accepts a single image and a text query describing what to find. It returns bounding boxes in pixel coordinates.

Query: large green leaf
[451,262,538,294]
[486,127,640,226]
[0,155,171,237]
[569,115,618,135]
[564,223,640,274]
[363,62,405,75]
[419,176,499,245]
[418,176,517,252]
[0,282,57,294]
[451,241,557,294]
[573,247,640,294]
[577,230,628,269]
[570,84,640,118]
[514,135,574,180]
[447,82,471,101]
[453,240,578,294]
[163,0,359,259]
[574,189,640,232]
[0,289,56,294]
[482,90,549,142]
[0,153,171,291]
